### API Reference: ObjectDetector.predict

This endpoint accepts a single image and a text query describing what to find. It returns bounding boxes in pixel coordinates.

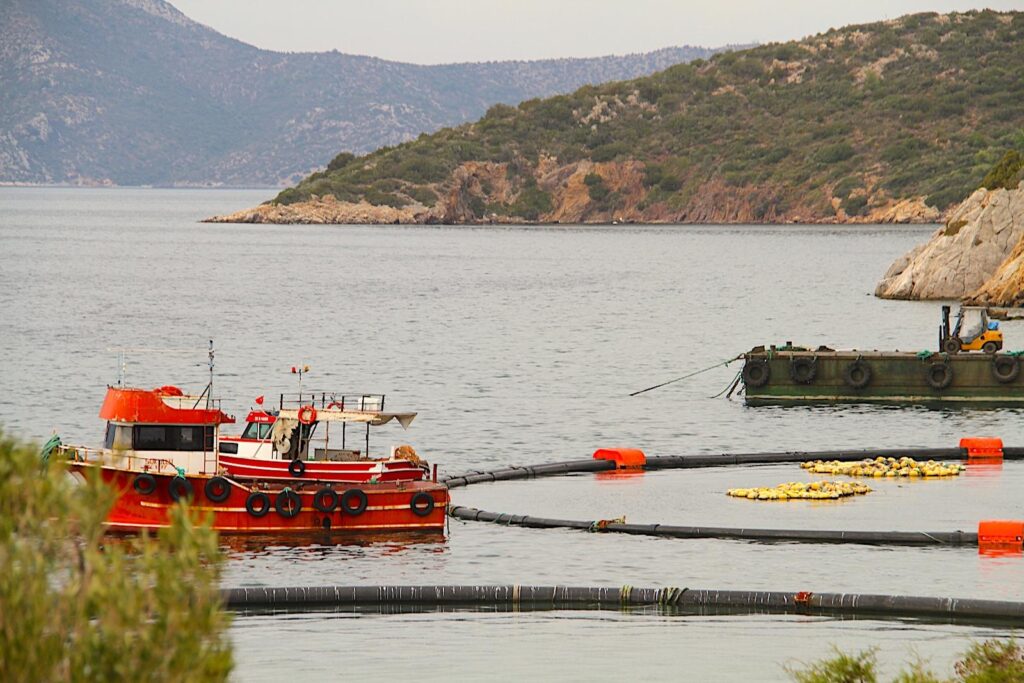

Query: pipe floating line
[440,441,1022,489]
[220,584,1024,623]
[448,505,979,547]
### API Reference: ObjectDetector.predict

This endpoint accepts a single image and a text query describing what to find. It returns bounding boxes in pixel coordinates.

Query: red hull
[73,464,448,535]
[217,453,425,483]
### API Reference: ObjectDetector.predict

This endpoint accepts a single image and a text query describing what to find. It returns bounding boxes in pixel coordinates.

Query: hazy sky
[170,0,1024,64]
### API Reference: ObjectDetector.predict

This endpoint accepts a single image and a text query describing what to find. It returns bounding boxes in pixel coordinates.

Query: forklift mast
[940,305,951,350]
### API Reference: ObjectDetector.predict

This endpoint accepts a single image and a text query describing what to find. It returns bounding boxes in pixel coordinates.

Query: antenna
[105,345,211,389]
[207,339,215,409]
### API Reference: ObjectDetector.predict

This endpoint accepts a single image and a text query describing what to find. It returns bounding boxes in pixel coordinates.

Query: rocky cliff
[875,182,1024,300]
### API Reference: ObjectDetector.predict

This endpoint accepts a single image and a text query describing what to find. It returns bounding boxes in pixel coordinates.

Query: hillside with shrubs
[251,10,1024,225]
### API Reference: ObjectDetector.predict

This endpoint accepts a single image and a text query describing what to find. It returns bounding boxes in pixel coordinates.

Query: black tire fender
[410,492,435,517]
[245,491,271,517]
[788,356,817,384]
[313,488,339,514]
[991,355,1020,384]
[133,473,157,495]
[926,362,954,390]
[742,359,770,388]
[288,458,306,478]
[168,476,194,502]
[275,489,302,518]
[204,476,232,503]
[842,360,872,389]
[340,489,368,516]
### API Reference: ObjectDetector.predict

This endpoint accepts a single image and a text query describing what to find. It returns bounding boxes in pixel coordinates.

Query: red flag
[255,395,264,405]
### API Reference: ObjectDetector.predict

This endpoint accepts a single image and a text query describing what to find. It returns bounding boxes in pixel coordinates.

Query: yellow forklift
[940,305,1003,354]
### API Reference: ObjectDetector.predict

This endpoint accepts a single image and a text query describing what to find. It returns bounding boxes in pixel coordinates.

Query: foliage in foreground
[789,639,1024,682]
[0,432,232,682]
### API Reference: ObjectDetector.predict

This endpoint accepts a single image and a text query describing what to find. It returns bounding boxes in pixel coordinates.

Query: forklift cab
[940,305,1003,354]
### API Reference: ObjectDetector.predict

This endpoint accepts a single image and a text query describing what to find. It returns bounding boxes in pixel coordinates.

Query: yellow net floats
[800,456,965,478]
[726,481,871,501]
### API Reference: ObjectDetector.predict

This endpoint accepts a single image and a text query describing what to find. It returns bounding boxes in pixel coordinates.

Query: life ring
[204,476,231,503]
[288,458,306,478]
[133,473,157,495]
[788,356,817,384]
[926,362,953,390]
[409,492,435,517]
[326,401,344,410]
[842,359,872,389]
[245,491,271,517]
[297,405,318,425]
[275,489,302,518]
[168,476,194,502]
[313,488,339,513]
[340,489,368,516]
[991,355,1020,384]
[742,359,770,388]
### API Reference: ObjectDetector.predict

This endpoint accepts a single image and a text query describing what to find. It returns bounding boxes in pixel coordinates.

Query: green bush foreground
[790,639,1024,682]
[0,432,232,682]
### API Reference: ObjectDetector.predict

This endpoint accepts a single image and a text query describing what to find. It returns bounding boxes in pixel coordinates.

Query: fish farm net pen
[440,446,1024,488]
[219,585,1024,624]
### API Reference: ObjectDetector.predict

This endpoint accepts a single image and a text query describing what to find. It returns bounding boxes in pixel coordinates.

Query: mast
[207,339,214,409]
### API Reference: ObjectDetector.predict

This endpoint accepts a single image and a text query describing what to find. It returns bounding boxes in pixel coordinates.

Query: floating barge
[741,347,1024,405]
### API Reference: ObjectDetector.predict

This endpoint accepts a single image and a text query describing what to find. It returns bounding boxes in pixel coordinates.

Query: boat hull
[742,350,1024,405]
[71,464,448,535]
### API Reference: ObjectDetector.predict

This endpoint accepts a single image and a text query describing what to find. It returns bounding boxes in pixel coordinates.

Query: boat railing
[279,392,386,413]
[58,445,183,475]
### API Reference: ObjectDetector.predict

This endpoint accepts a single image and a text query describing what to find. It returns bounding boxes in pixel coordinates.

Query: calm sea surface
[1,187,1022,681]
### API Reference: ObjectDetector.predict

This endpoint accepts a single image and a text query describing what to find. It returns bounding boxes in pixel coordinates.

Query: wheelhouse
[90,385,234,474]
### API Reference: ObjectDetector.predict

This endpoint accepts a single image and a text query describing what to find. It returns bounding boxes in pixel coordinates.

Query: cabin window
[242,423,274,439]
[132,425,215,451]
[104,423,133,450]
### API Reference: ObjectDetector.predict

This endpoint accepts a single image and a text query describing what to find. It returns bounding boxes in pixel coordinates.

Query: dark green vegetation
[788,639,1024,682]
[278,11,1024,223]
[982,150,1024,191]
[0,0,721,186]
[0,432,232,680]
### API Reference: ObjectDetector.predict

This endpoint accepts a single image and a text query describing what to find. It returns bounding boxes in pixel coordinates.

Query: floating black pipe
[448,505,979,547]
[441,446,1024,489]
[442,458,614,489]
[220,584,1024,623]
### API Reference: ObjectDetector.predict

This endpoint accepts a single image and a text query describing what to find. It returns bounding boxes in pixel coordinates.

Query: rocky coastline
[204,159,942,226]
[875,182,1024,304]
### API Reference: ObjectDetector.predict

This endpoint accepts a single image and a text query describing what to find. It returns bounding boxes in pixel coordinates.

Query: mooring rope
[630,355,743,396]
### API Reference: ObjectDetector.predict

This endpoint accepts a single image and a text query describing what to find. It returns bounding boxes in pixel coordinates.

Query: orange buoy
[593,448,647,470]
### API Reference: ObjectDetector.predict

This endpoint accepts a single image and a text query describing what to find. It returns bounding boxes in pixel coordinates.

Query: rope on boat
[709,370,742,399]
[218,584,1024,623]
[629,355,743,396]
[39,434,62,465]
[447,505,977,547]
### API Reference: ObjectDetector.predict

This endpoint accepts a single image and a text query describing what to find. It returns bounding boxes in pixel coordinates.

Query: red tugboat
[60,381,448,535]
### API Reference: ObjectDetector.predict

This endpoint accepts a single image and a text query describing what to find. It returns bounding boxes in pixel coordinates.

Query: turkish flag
[255,395,264,405]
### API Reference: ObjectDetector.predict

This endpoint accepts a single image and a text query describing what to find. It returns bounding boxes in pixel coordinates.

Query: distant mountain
[0,0,727,186]
[239,10,1024,225]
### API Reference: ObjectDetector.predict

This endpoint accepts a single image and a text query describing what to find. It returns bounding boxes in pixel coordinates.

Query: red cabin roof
[245,410,276,424]
[99,386,235,425]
